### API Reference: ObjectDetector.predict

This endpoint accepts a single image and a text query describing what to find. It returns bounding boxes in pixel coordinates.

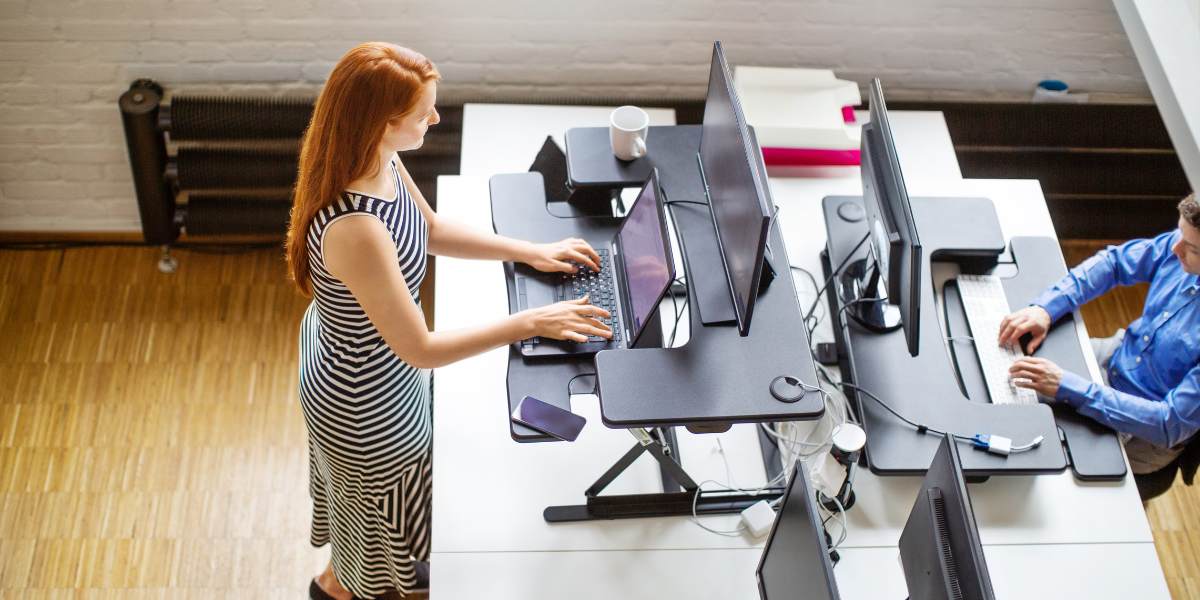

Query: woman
[286,42,612,599]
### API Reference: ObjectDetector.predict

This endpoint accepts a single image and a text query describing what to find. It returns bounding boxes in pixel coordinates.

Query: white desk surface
[432,543,1167,600]
[766,109,962,181]
[431,103,1168,598]
[459,103,676,177]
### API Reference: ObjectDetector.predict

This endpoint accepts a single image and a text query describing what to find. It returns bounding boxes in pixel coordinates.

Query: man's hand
[998,305,1052,353]
[1009,357,1064,398]
[524,238,602,274]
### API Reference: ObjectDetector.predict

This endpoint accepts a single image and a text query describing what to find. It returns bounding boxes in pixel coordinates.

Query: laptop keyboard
[564,248,622,344]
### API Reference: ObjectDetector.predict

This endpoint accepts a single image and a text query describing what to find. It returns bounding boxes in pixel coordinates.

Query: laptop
[511,169,676,357]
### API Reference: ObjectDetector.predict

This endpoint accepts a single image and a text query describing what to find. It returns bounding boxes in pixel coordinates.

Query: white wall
[0,0,1152,233]
[1113,0,1200,194]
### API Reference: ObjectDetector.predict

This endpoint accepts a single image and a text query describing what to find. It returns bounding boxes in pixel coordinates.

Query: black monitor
[698,40,773,337]
[899,435,996,600]
[756,463,841,600]
[841,78,923,356]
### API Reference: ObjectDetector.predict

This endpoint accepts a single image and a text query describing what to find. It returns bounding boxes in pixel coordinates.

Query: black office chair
[1135,434,1200,502]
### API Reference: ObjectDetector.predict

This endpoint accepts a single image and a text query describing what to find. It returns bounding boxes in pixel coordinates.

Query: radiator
[118,78,313,244]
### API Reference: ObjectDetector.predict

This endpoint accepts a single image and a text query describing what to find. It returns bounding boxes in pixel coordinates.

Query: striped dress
[298,156,431,598]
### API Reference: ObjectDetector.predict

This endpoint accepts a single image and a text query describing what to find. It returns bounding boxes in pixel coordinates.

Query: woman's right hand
[523,297,612,342]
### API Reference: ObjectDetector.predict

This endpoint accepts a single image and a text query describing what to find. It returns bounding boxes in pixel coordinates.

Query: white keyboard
[956,274,1038,405]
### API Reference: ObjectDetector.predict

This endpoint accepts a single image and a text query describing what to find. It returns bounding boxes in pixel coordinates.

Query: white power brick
[741,499,777,538]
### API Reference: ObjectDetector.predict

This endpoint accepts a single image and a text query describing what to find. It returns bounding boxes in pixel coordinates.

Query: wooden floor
[0,243,1196,598]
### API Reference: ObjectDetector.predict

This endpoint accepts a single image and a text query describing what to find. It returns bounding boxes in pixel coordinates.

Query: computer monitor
[616,169,676,343]
[698,40,773,337]
[840,78,923,356]
[899,434,996,600]
[756,463,841,600]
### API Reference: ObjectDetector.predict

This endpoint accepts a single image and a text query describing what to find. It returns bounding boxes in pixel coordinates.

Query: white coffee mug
[610,105,649,161]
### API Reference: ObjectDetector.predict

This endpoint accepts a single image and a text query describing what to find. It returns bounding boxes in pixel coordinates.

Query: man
[999,193,1200,500]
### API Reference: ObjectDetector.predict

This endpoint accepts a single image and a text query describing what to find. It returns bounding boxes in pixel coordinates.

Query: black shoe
[309,580,335,600]
[412,560,430,591]
[309,578,370,600]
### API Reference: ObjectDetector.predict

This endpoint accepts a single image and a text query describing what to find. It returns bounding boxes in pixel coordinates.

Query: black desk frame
[821,195,1126,479]
[489,125,823,522]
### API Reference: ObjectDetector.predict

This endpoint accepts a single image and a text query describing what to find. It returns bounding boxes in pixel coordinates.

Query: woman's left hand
[524,238,602,274]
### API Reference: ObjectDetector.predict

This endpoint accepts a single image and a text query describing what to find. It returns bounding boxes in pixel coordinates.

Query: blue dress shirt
[1031,229,1200,448]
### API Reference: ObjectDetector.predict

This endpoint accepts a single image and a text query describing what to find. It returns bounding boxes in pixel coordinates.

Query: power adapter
[741,499,777,538]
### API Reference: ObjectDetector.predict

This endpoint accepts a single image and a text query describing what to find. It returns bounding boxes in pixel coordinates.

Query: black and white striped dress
[298,157,431,598]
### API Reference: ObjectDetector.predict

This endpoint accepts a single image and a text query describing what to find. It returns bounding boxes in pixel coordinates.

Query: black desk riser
[488,125,822,521]
[821,195,1126,480]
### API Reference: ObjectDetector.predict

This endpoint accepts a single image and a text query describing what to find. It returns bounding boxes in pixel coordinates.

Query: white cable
[714,436,791,493]
[690,479,749,537]
[817,490,849,555]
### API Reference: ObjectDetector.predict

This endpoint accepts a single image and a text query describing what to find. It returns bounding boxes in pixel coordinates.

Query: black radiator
[118,79,311,244]
[118,79,459,244]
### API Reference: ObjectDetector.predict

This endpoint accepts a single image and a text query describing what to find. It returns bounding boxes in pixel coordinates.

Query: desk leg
[544,427,784,523]
[757,424,784,484]
[657,427,683,493]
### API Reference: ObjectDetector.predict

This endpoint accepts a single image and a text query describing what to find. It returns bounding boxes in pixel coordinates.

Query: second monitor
[698,40,775,337]
[839,78,923,357]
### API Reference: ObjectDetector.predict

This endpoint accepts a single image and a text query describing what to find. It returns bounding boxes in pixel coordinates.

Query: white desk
[435,543,1163,599]
[765,109,962,181]
[430,104,1170,598]
[459,103,677,177]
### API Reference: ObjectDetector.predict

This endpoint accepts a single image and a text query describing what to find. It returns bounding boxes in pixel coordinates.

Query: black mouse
[1019,331,1035,355]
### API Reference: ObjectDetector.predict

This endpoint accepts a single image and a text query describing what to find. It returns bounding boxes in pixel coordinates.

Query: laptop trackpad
[517,278,558,312]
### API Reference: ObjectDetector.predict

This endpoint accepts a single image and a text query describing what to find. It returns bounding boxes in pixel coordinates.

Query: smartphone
[512,395,587,442]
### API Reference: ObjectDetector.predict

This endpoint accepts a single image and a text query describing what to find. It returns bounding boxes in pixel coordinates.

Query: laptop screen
[616,174,673,340]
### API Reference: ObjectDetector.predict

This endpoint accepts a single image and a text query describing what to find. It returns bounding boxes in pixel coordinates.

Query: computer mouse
[1019,331,1035,355]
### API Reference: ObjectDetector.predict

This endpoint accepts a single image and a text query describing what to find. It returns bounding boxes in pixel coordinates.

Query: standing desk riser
[821,194,1126,479]
[487,124,824,520]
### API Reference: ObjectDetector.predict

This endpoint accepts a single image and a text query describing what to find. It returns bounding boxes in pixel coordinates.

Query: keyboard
[956,274,1038,405]
[562,248,622,345]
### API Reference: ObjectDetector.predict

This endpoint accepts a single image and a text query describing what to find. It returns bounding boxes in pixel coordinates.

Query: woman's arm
[394,157,599,271]
[322,215,612,369]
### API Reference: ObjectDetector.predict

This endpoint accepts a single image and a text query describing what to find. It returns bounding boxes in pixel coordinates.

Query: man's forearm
[1057,371,1192,447]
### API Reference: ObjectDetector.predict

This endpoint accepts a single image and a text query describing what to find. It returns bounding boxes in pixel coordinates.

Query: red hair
[286,42,440,296]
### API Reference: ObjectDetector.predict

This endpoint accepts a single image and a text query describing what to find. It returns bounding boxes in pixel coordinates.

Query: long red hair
[286,42,440,296]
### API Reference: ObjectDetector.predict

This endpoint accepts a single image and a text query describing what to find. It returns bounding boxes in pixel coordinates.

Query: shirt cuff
[1031,292,1072,323]
[1056,370,1096,408]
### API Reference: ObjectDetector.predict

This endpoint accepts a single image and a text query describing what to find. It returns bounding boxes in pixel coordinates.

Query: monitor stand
[838,256,901,333]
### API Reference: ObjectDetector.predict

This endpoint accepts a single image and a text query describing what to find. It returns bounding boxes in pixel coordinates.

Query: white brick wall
[0,0,1151,233]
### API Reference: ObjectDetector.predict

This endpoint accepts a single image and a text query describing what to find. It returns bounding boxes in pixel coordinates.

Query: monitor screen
[756,464,841,600]
[698,41,773,336]
[615,171,674,341]
[899,435,995,600]
[861,78,923,356]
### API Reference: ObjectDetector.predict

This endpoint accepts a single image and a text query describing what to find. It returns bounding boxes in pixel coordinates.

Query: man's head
[1173,193,1200,274]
